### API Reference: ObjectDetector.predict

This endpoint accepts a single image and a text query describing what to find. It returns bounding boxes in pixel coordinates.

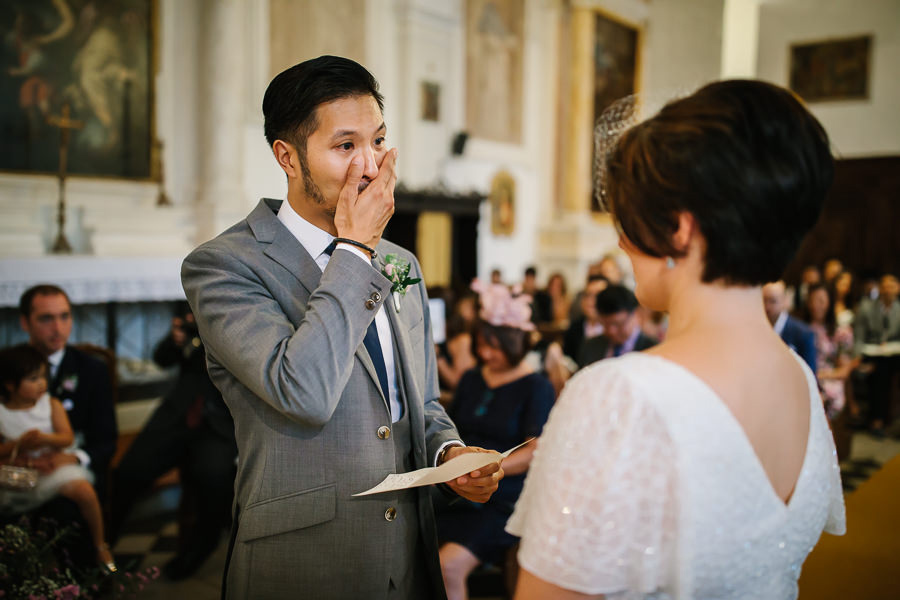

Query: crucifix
[46,103,84,253]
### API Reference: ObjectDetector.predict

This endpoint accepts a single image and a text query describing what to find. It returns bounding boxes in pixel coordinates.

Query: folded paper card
[353,438,535,497]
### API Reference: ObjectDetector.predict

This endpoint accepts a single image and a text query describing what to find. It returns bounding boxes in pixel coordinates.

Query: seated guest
[794,264,821,313]
[437,293,478,391]
[562,275,609,361]
[18,285,117,499]
[0,344,117,572]
[543,272,571,328]
[831,270,856,327]
[853,274,900,434]
[111,305,237,580]
[803,283,858,419]
[763,280,818,374]
[578,284,658,368]
[823,258,844,287]
[436,282,554,600]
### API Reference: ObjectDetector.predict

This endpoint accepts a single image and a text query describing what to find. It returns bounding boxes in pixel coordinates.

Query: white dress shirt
[277,200,403,422]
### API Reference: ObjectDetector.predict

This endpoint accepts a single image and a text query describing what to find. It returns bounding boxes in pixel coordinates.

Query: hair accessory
[470,279,535,331]
[666,256,676,269]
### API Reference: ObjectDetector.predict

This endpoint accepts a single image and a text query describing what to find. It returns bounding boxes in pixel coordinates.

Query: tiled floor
[113,430,900,599]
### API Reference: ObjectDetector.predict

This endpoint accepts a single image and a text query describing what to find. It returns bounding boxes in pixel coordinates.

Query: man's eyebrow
[329,123,386,142]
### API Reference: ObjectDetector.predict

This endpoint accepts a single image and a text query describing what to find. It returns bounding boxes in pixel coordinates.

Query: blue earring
[665,257,676,269]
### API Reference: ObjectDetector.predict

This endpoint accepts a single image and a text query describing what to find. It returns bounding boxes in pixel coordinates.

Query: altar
[0,255,185,362]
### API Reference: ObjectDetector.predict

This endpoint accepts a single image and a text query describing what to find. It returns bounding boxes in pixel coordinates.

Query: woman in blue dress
[436,281,555,600]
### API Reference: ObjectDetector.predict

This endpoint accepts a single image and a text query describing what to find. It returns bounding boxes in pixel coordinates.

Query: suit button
[377,426,391,440]
[371,291,382,303]
[384,507,397,522]
[365,299,376,310]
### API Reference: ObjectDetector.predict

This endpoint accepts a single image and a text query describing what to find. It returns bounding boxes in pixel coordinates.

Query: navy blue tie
[324,241,390,398]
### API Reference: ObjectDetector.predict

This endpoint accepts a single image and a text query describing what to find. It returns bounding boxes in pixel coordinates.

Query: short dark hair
[19,284,71,318]
[0,344,48,402]
[802,282,836,336]
[476,322,533,367]
[605,79,833,286]
[595,285,639,316]
[263,55,384,154]
[524,266,537,278]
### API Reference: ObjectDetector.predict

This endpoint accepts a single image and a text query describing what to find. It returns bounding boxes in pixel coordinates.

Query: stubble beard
[299,151,335,217]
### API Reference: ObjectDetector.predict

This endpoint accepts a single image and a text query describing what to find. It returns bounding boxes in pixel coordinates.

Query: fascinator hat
[470,279,536,332]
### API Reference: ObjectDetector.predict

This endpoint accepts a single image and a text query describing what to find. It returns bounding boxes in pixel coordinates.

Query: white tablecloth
[0,256,186,307]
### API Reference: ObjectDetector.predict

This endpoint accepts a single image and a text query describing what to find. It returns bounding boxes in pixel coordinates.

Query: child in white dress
[0,344,117,572]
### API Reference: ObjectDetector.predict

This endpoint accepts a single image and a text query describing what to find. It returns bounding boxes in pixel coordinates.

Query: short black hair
[263,55,384,153]
[595,285,639,316]
[0,344,48,402]
[476,322,534,367]
[524,266,537,278]
[19,284,71,318]
[605,79,833,286]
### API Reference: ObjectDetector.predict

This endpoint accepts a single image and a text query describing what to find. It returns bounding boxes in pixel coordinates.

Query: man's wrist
[436,441,465,466]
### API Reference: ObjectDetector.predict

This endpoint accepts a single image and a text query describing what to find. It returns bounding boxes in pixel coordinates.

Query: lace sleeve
[507,362,678,596]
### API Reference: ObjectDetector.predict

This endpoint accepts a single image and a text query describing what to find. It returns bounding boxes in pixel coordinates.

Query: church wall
[756,0,900,158]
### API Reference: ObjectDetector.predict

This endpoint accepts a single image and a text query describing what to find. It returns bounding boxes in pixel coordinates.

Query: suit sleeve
[799,328,818,375]
[83,357,118,475]
[182,245,393,428]
[409,254,462,460]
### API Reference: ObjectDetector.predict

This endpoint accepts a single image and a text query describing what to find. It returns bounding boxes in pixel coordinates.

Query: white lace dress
[0,393,93,515]
[506,353,845,599]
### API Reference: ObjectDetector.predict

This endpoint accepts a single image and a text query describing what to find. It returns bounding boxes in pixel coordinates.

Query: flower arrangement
[470,279,535,331]
[381,254,421,312]
[0,516,159,599]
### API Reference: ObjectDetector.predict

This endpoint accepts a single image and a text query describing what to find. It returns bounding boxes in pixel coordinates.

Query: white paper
[353,438,534,497]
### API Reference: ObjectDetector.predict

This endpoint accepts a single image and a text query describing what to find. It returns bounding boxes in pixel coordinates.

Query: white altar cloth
[0,256,186,308]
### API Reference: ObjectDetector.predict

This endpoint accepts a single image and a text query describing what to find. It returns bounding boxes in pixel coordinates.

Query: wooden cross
[45,103,83,253]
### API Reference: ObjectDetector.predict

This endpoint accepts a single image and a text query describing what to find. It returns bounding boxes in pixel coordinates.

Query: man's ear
[672,211,696,253]
[272,139,300,179]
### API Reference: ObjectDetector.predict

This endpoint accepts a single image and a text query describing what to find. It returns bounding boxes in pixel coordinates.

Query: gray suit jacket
[854,298,900,353]
[182,199,459,599]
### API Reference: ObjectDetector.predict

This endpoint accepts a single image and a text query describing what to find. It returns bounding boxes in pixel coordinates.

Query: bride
[506,80,845,599]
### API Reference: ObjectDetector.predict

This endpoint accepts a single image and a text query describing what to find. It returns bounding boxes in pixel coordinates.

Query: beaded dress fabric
[507,353,845,599]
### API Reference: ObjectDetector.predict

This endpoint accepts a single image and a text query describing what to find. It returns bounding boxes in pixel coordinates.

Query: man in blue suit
[763,281,817,374]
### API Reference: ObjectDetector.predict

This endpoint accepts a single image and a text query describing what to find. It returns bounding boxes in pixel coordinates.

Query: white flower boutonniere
[62,375,78,393]
[381,254,421,313]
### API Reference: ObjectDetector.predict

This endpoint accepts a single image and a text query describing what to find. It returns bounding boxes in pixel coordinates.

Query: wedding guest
[802,283,858,419]
[831,270,856,327]
[854,273,900,434]
[18,285,117,499]
[794,264,821,312]
[578,284,657,369]
[562,275,609,361]
[437,293,479,391]
[0,344,116,572]
[508,80,844,599]
[764,280,818,374]
[823,258,843,286]
[436,282,554,600]
[543,272,571,328]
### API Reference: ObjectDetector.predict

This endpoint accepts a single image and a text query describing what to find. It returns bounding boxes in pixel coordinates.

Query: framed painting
[465,0,524,144]
[489,170,515,236]
[0,0,156,179]
[421,81,440,122]
[591,11,639,212]
[790,36,871,102]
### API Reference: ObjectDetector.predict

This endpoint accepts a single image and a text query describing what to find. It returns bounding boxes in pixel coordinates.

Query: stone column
[561,7,595,214]
[195,0,247,243]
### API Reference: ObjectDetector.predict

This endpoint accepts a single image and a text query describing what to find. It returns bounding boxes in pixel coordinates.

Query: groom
[181,56,502,599]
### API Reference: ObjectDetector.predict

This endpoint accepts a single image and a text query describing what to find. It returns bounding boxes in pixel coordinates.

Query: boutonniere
[381,254,421,313]
[62,375,79,393]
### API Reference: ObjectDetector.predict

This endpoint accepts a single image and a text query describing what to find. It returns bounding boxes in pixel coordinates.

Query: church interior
[1,0,899,598]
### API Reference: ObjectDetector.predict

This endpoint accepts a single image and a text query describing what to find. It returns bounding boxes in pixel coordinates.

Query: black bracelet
[332,237,377,259]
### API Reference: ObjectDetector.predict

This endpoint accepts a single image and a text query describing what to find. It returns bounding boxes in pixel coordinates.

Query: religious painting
[591,11,639,212]
[790,36,871,102]
[421,81,440,122]
[489,170,515,236]
[465,0,524,144]
[0,0,155,179]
